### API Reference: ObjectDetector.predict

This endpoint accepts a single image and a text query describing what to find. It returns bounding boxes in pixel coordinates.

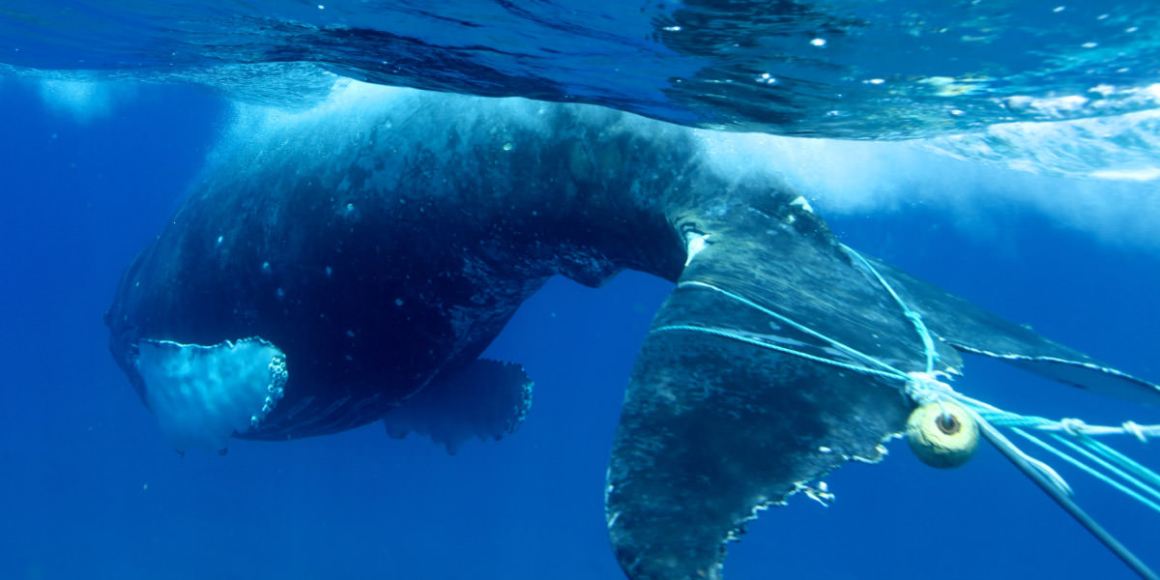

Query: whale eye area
[935,412,961,435]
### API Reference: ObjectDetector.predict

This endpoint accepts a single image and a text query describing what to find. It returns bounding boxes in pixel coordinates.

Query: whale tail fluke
[604,195,1157,577]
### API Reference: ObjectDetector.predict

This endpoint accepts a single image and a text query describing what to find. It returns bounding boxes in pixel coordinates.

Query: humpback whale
[105,85,1160,579]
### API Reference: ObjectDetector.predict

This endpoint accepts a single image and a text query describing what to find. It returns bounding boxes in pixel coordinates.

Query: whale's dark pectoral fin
[605,286,910,579]
[383,359,534,454]
[871,260,1160,405]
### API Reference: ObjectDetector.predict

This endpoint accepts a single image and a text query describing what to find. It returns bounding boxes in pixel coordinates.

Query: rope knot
[905,371,954,405]
[1122,421,1149,443]
[1059,417,1087,436]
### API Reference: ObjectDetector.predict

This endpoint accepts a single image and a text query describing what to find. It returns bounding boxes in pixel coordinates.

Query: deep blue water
[0,77,1157,579]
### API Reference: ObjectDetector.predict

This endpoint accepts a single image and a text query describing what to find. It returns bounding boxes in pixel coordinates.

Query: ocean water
[1,3,1159,580]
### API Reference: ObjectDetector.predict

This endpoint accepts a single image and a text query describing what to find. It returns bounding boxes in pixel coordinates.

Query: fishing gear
[654,245,1159,579]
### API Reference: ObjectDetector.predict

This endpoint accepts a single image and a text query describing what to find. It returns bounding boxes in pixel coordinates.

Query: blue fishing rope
[1083,437,1160,490]
[1012,428,1160,514]
[1049,434,1160,509]
[652,323,903,381]
[841,244,938,374]
[677,280,911,377]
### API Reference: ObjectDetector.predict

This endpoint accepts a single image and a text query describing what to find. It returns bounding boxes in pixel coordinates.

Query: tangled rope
[653,243,1158,578]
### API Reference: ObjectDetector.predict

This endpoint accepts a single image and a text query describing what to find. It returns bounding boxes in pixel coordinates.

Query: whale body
[106,84,1160,579]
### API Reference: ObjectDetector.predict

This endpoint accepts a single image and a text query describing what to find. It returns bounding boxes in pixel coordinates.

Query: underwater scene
[1,2,1158,579]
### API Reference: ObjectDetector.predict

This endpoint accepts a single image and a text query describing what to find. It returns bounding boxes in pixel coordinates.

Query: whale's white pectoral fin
[135,338,288,452]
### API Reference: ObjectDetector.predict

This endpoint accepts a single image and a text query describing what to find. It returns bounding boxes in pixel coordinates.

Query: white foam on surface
[695,129,1160,252]
[215,78,1160,252]
[216,79,558,166]
[135,337,287,451]
[36,78,133,123]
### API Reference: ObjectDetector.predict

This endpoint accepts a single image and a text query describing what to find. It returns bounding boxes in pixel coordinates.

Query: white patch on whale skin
[684,231,712,267]
[135,337,287,451]
[790,195,814,214]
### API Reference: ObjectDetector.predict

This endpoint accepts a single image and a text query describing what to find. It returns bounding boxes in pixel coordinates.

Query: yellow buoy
[906,400,979,468]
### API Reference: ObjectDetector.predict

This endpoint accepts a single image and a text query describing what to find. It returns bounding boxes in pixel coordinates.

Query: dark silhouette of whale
[105,85,1160,579]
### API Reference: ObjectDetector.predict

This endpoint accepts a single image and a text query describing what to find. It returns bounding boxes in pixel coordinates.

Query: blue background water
[0,80,1157,579]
